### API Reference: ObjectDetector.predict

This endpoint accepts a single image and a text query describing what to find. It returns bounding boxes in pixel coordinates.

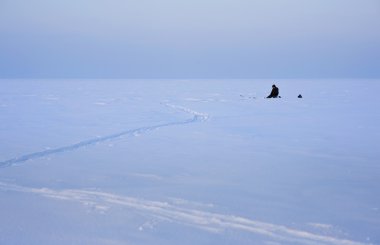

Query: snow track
[0,104,208,168]
[0,181,370,245]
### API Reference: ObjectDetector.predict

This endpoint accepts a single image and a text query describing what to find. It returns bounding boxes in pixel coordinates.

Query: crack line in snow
[0,182,370,245]
[0,104,208,168]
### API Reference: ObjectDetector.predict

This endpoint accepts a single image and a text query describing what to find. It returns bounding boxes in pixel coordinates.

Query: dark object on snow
[298,94,302,98]
[267,84,279,98]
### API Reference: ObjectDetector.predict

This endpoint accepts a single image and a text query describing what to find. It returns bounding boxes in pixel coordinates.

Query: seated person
[267,84,279,98]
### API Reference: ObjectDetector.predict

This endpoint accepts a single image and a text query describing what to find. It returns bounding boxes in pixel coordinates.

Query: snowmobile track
[0,181,370,245]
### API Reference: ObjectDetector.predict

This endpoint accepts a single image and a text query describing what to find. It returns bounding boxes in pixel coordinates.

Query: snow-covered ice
[0,79,379,245]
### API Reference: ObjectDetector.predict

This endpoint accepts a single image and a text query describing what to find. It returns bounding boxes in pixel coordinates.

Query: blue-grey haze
[0,0,379,78]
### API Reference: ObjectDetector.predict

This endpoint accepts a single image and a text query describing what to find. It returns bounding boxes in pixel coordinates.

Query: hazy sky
[0,0,379,78]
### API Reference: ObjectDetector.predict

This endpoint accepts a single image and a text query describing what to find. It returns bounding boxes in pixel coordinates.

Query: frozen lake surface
[0,79,379,245]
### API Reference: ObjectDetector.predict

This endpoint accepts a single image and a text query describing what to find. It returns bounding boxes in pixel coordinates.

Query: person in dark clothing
[267,84,279,98]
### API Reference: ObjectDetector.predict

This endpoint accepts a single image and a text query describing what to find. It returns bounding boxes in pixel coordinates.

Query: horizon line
[1,77,379,80]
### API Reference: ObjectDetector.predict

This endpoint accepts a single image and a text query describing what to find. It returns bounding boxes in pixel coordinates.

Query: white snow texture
[0,79,379,245]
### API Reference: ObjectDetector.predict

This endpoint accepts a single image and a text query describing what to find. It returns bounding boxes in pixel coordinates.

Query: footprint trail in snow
[0,103,208,168]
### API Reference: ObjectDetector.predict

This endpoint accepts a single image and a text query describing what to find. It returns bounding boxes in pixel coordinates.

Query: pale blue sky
[0,0,379,78]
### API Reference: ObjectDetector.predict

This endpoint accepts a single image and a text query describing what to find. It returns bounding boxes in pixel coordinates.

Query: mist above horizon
[0,0,379,78]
